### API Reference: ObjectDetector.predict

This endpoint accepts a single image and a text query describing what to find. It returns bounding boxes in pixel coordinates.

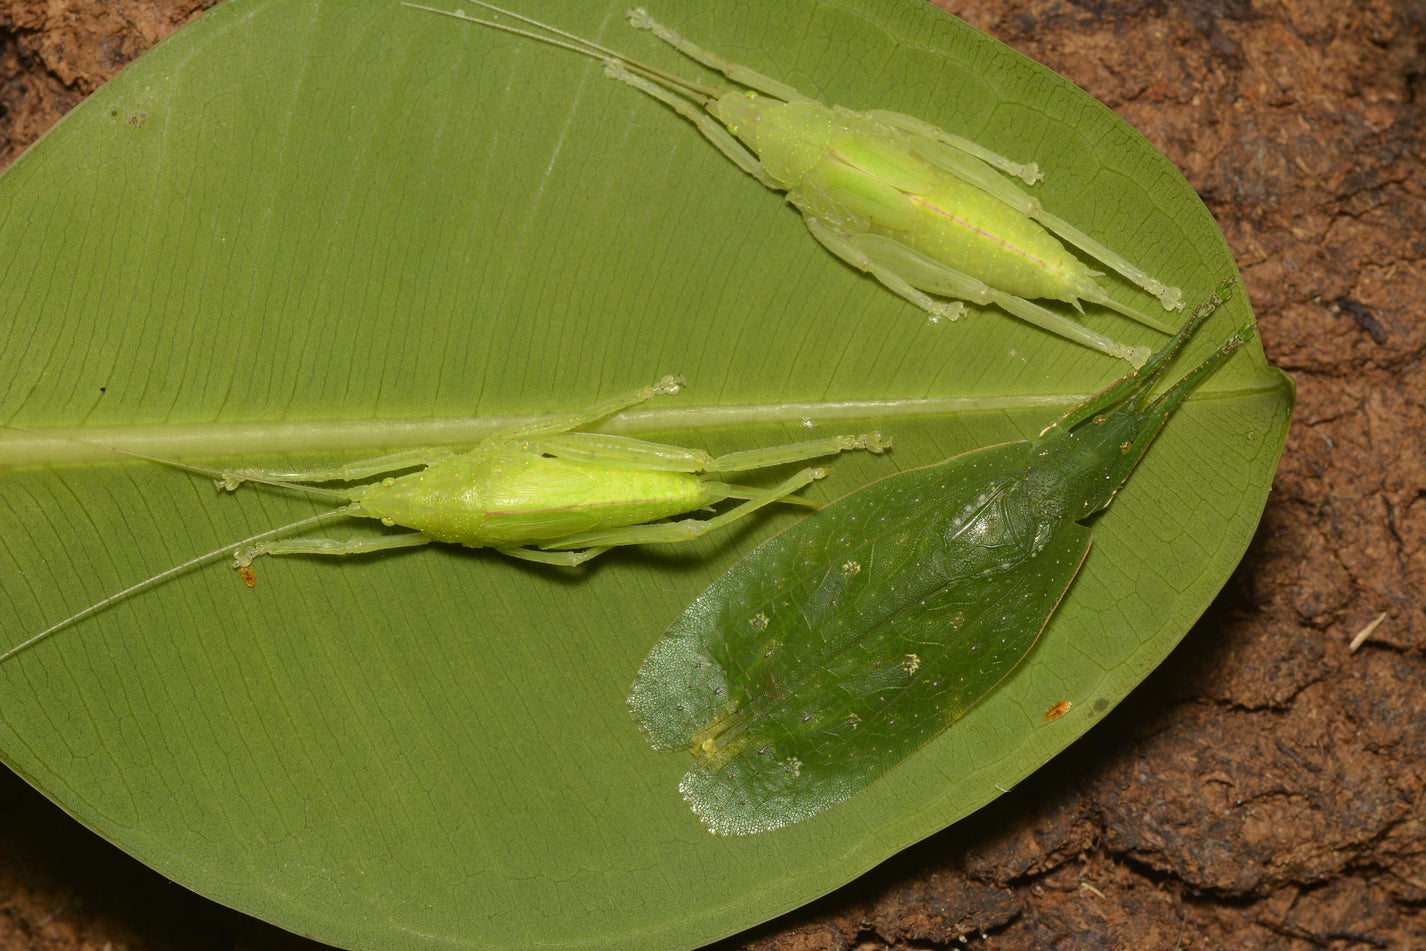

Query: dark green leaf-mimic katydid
[0,376,889,664]
[402,1,1183,365]
[629,282,1247,835]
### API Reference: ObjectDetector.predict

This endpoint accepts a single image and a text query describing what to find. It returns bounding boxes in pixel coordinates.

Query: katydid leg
[823,225,1149,364]
[218,448,457,491]
[493,374,684,442]
[603,63,780,188]
[708,433,889,473]
[889,122,1182,317]
[542,467,828,551]
[802,215,967,323]
[234,530,433,566]
[1029,207,1184,313]
[536,430,886,475]
[626,9,809,105]
[865,109,1043,185]
[499,545,611,567]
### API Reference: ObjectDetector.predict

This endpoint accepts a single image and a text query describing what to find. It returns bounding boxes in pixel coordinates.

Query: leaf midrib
[1,379,1280,468]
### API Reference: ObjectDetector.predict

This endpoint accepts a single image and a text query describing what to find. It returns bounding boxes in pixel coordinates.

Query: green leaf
[0,1,1293,950]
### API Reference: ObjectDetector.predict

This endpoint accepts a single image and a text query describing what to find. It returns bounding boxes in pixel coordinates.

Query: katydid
[0,375,889,664]
[401,1,1184,365]
[629,282,1247,835]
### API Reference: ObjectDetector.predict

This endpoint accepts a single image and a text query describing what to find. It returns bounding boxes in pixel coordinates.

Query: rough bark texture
[0,0,1421,949]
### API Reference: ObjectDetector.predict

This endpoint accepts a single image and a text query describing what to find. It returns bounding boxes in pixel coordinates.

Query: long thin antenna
[0,509,350,665]
[400,1,719,103]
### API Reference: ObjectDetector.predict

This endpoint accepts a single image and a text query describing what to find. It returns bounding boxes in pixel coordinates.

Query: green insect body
[628,283,1247,835]
[402,2,1183,365]
[0,375,889,663]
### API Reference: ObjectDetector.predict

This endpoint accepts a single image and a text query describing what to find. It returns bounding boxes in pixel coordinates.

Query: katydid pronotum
[630,283,1246,835]
[402,1,1184,364]
[0,375,889,663]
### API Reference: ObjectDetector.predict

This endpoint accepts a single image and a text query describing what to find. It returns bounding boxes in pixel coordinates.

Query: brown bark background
[0,0,1421,949]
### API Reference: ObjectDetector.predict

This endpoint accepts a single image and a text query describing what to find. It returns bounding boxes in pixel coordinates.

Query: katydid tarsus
[0,375,890,664]
[401,1,1184,365]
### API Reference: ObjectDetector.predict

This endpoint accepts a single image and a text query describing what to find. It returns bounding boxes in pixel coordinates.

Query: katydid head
[709,90,783,157]
[1024,403,1157,521]
[1025,281,1251,522]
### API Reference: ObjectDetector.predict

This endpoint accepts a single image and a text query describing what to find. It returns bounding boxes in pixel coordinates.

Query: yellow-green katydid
[630,282,1246,835]
[0,375,890,664]
[401,1,1184,365]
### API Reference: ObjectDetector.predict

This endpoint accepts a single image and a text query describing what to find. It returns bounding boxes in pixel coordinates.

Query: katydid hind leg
[1032,206,1184,313]
[718,482,820,509]
[801,214,966,323]
[708,432,890,474]
[808,219,1145,363]
[889,117,1183,318]
[1043,278,1236,437]
[984,287,1150,366]
[541,467,829,553]
[499,544,611,567]
[234,530,434,566]
[535,429,888,476]
[531,432,717,474]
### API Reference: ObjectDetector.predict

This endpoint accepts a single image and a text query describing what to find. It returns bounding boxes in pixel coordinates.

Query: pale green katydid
[0,375,889,663]
[402,1,1184,365]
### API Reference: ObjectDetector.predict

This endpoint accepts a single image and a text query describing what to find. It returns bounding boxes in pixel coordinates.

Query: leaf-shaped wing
[630,443,1094,834]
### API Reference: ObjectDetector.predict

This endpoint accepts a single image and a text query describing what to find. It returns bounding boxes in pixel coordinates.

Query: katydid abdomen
[900,182,1102,305]
[348,454,726,546]
[771,108,1121,307]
